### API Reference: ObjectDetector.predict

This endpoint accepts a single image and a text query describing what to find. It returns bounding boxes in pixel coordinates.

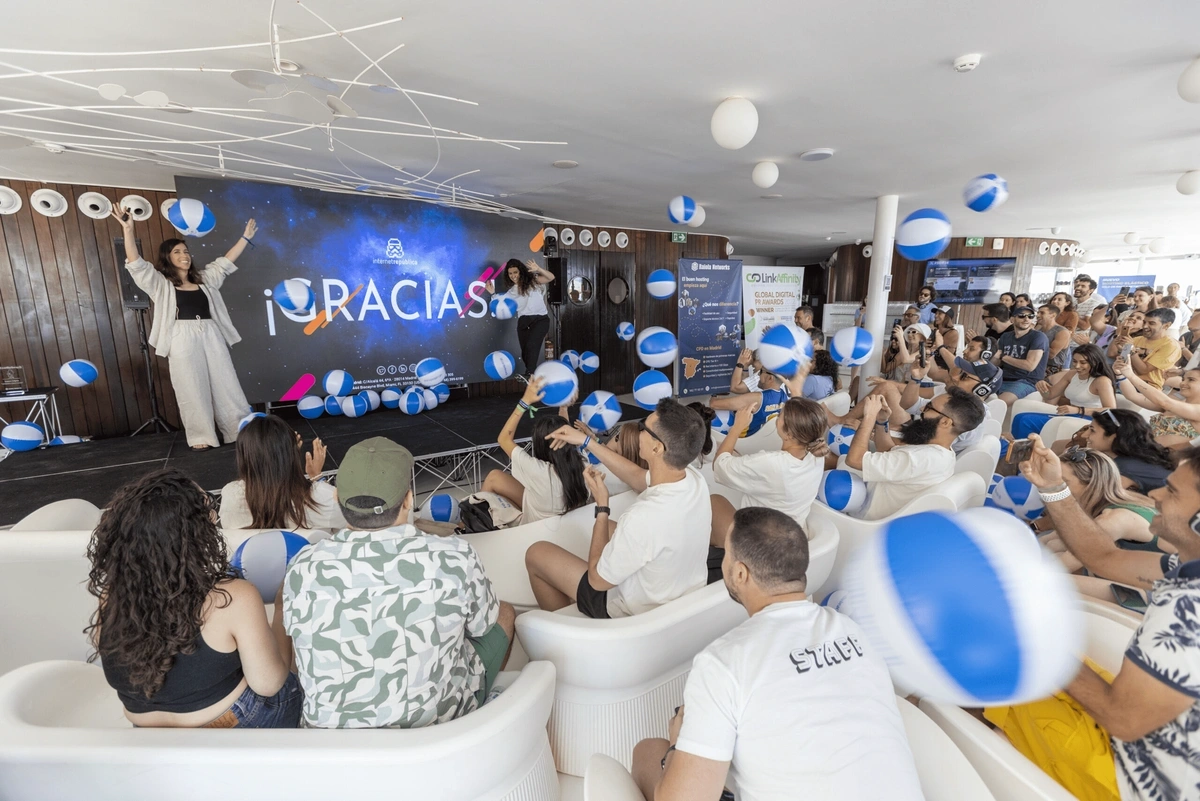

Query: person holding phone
[994,305,1049,405]
[1116,308,1181,389]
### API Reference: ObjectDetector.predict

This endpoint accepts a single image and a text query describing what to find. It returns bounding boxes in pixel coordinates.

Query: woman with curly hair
[803,347,841,400]
[485,257,556,377]
[88,469,301,728]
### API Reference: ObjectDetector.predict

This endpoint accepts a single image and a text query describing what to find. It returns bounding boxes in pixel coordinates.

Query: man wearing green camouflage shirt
[283,436,515,728]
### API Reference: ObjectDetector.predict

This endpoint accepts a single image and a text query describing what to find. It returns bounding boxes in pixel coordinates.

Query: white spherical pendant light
[1179,56,1200,103]
[1178,171,1200,195]
[1123,232,1140,245]
[1150,238,1169,254]
[687,205,706,229]
[751,161,779,189]
[710,97,758,150]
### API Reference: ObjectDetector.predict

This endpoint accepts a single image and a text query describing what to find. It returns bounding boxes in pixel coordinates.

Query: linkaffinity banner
[677,258,743,398]
[741,265,805,349]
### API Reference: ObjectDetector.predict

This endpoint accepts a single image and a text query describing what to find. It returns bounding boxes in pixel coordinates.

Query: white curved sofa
[919,599,1138,801]
[9,498,102,532]
[819,389,852,417]
[956,435,1001,492]
[1039,415,1090,448]
[0,659,558,801]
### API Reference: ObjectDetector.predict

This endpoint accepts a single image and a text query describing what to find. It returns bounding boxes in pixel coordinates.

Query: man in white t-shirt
[846,388,982,520]
[525,399,711,618]
[631,507,923,801]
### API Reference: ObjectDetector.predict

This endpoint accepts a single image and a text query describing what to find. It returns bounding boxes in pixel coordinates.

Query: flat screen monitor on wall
[922,258,1016,304]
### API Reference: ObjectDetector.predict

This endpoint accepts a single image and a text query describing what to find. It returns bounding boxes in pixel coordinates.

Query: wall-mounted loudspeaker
[120,194,153,221]
[542,227,559,258]
[545,257,564,305]
[77,192,113,220]
[115,237,149,309]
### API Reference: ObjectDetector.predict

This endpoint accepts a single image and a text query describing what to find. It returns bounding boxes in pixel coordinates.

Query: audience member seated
[807,327,826,350]
[1011,345,1117,439]
[999,291,1016,310]
[1058,409,1176,494]
[1015,292,1033,309]
[525,399,710,618]
[995,305,1050,404]
[1072,274,1108,320]
[284,437,515,728]
[1075,305,1117,352]
[219,414,344,531]
[793,305,814,330]
[1049,291,1080,333]
[913,284,937,324]
[877,322,929,384]
[711,363,791,438]
[1113,285,1154,324]
[1036,303,1072,375]
[1117,308,1181,390]
[631,508,924,801]
[803,348,840,401]
[1116,362,1200,448]
[482,377,588,524]
[1161,295,1184,339]
[687,402,717,465]
[1177,310,1200,373]
[975,301,1012,342]
[729,347,763,394]
[845,389,984,520]
[1021,437,1200,801]
[90,469,301,728]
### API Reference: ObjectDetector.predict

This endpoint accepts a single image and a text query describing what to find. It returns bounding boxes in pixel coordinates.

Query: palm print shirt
[283,525,499,728]
[1114,556,1200,801]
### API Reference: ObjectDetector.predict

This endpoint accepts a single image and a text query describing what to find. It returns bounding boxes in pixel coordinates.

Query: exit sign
[671,231,688,243]
[965,237,984,247]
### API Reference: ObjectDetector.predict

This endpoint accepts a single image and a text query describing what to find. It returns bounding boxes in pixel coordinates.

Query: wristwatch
[595,505,610,518]
[735,363,746,369]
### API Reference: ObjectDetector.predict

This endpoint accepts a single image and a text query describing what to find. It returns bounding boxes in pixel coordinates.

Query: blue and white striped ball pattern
[963,173,1009,213]
[646,269,677,299]
[238,412,267,432]
[636,326,678,369]
[830,327,875,367]
[324,396,344,416]
[985,475,1045,522]
[616,322,636,341]
[533,360,579,407]
[579,351,599,374]
[817,469,867,514]
[360,389,381,411]
[580,390,623,432]
[667,195,697,225]
[432,383,450,404]
[421,388,439,411]
[1,421,43,451]
[233,530,310,603]
[59,359,98,388]
[484,350,515,380]
[272,279,314,314]
[490,296,518,320]
[166,197,216,238]
[380,387,402,409]
[820,589,854,616]
[415,358,446,388]
[400,387,425,415]
[843,508,1082,705]
[711,409,735,435]
[48,435,84,446]
[560,350,582,371]
[298,395,325,419]
[896,207,952,261]
[421,493,460,524]
[322,369,354,397]
[757,323,814,378]
[584,449,602,465]
[826,424,857,455]
[341,394,369,418]
[632,369,672,410]
[988,472,1004,494]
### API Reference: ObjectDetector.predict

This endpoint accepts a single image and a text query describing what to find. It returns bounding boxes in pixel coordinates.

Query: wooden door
[598,252,637,396]
[558,251,601,398]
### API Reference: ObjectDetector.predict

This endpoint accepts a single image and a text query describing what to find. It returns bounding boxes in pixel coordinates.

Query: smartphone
[1110,584,1147,614]
[1006,438,1035,464]
[1119,285,1131,298]
[892,318,901,329]
[917,341,927,368]
[1119,343,1134,360]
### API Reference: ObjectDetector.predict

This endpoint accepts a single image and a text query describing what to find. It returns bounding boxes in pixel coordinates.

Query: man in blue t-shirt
[711,367,790,438]
[993,305,1049,406]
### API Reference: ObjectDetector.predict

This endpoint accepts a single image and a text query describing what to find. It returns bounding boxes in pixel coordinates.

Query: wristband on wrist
[661,744,677,771]
[735,363,745,370]
[579,436,591,450]
[595,505,610,519]
[1038,482,1071,503]
[517,400,538,417]
[241,236,255,248]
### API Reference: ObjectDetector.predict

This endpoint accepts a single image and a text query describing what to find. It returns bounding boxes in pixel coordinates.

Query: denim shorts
[202,672,303,729]
[999,380,1038,399]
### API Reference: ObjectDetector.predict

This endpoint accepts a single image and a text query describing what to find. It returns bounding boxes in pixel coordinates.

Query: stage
[0,393,649,527]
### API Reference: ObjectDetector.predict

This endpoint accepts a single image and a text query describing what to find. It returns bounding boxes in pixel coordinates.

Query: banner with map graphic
[677,258,743,397]
[741,265,805,350]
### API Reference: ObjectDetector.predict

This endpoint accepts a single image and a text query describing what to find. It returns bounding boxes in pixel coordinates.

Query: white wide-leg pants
[168,320,251,448]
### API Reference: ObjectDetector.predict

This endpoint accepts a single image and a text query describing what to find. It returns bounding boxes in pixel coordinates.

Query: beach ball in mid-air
[59,359,98,388]
[896,208,952,261]
[484,350,515,380]
[272,279,314,314]
[647,269,677,299]
[830,327,875,367]
[533,360,579,407]
[632,370,672,410]
[580,390,623,432]
[166,198,216,237]
[667,195,697,225]
[758,324,814,378]
[617,322,636,341]
[963,173,1009,213]
[636,326,678,369]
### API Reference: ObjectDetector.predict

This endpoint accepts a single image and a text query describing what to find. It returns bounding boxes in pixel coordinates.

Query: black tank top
[101,630,244,714]
[175,287,211,320]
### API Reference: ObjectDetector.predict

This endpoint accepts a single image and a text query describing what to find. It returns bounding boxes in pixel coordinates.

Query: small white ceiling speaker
[559,227,575,246]
[799,148,835,162]
[578,229,593,246]
[1151,238,1169,254]
[77,191,113,220]
[862,244,873,258]
[30,188,68,217]
[161,197,178,219]
[1177,171,1200,195]
[726,241,735,256]
[687,205,706,228]
[710,97,759,150]
[596,231,611,247]
[1050,226,1062,235]
[1124,232,1140,244]
[1178,56,1200,103]
[953,53,982,73]
[97,83,125,101]
[120,194,153,221]
[542,227,557,241]
[615,232,629,248]
[133,90,169,108]
[1079,251,1092,263]
[752,161,779,189]
[0,185,21,215]
[1050,243,1060,255]
[1039,241,1050,254]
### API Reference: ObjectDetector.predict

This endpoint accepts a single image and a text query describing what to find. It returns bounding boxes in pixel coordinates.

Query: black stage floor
[0,393,648,526]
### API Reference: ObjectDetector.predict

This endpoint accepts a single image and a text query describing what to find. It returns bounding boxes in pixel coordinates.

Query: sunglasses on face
[1015,313,1035,320]
[1062,445,1088,463]
[637,418,663,445]
[1098,408,1120,430]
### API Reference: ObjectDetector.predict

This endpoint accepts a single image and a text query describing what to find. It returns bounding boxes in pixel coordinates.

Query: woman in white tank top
[1010,344,1118,439]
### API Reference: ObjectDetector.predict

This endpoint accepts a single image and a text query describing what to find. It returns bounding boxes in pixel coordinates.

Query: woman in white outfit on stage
[112,208,256,450]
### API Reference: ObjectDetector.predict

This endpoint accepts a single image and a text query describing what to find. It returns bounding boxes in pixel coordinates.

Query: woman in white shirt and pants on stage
[487,258,555,377]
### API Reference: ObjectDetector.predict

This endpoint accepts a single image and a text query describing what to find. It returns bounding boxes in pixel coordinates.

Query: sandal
[191,445,213,451]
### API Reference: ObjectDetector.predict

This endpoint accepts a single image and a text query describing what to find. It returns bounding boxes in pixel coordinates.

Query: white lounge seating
[0,659,559,801]
[956,435,1002,492]
[736,420,782,454]
[1039,415,1089,448]
[919,599,1138,801]
[10,498,102,532]
[819,389,852,417]
[1115,393,1156,421]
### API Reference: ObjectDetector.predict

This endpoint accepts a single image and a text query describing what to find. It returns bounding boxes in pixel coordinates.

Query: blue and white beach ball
[963,173,1009,213]
[166,198,217,238]
[560,350,582,371]
[896,208,952,261]
[985,474,1045,522]
[534,360,579,407]
[238,411,267,432]
[359,389,381,412]
[59,359,98,388]
[421,493,460,524]
[272,279,314,314]
[233,530,310,603]
[415,358,446,388]
[48,435,84,446]
[324,396,344,416]
[646,269,677,299]
[400,387,425,415]
[298,395,325,419]
[667,195,697,225]
[711,409,735,435]
[341,394,369,418]
[490,296,518,320]
[821,589,854,616]
[830,327,875,367]
[636,326,679,369]
[380,387,402,409]
[818,469,867,514]
[421,388,439,411]
[580,390,623,432]
[579,351,600,374]
[826,424,857,455]
[322,370,354,397]
[632,369,672,409]
[617,322,636,341]
[1,421,43,451]
[484,350,516,380]
[843,508,1082,705]
[758,323,814,378]
[432,383,450,404]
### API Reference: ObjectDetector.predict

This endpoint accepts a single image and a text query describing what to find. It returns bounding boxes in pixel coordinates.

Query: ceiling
[1,1,1199,261]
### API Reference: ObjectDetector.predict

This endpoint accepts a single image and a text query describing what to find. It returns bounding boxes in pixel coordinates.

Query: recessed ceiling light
[761,193,783,199]
[278,59,302,73]
[552,160,578,169]
[799,148,834,162]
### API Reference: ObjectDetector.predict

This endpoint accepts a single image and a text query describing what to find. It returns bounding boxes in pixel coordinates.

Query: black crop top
[101,631,244,714]
[175,287,211,320]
